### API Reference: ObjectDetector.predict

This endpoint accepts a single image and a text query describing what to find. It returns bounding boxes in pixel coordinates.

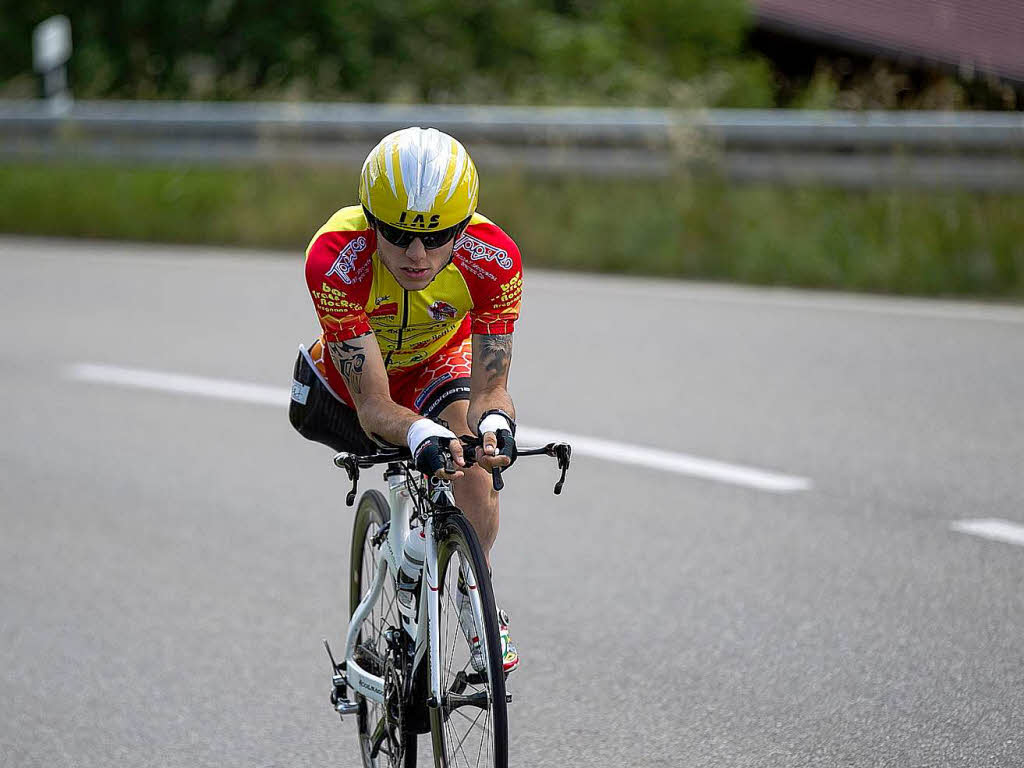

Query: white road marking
[950,519,1024,548]
[65,363,812,494]
[530,272,1024,325]
[516,426,810,493]
[69,363,286,405]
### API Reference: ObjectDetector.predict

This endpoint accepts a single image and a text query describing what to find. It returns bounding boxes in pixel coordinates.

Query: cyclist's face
[375,230,455,291]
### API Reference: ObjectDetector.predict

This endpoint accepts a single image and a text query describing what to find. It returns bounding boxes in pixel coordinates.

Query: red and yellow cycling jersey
[304,205,522,400]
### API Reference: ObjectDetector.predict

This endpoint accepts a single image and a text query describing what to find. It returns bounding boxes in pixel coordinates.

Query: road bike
[323,435,572,768]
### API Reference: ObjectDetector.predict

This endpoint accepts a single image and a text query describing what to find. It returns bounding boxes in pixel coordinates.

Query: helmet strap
[443,218,471,268]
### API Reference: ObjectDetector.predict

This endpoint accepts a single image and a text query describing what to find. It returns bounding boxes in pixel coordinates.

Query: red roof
[753,0,1024,83]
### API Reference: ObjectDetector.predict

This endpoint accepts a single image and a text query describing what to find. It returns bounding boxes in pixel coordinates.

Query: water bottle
[397,524,426,617]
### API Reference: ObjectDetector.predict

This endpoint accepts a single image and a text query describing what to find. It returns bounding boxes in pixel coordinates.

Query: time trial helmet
[359,127,479,233]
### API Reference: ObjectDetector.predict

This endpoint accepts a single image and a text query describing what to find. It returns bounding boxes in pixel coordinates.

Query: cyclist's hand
[476,430,516,471]
[445,435,466,476]
[475,411,517,472]
[408,419,465,479]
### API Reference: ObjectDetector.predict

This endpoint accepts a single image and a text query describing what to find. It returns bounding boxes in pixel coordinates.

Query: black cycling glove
[408,418,458,477]
[413,435,455,476]
[493,428,517,468]
[478,409,518,469]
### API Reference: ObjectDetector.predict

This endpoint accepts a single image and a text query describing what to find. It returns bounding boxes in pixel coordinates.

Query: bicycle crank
[324,639,359,719]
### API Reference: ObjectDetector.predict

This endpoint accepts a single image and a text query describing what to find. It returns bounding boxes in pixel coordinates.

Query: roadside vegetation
[1,0,772,107]
[3,4,1020,297]
[7,0,1013,109]
[3,161,1020,298]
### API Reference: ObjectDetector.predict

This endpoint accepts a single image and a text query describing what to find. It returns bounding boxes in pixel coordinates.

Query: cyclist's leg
[434,398,520,675]
[288,339,379,454]
[436,399,500,560]
[401,339,498,561]
[404,340,520,676]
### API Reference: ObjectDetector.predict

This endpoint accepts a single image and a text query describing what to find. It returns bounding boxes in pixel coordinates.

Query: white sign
[33,16,72,73]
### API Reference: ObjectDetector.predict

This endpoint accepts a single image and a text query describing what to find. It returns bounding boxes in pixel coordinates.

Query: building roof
[752,0,1024,84]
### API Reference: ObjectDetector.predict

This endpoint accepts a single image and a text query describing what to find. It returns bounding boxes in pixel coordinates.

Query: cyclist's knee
[455,468,500,555]
[434,399,470,434]
[455,464,500,514]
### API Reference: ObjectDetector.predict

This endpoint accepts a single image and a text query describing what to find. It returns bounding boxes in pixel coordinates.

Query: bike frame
[342,465,487,708]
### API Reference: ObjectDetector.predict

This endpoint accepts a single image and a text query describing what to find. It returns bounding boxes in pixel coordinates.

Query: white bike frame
[342,466,487,708]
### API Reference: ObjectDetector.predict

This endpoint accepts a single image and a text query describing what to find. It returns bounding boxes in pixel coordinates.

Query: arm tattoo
[328,335,369,394]
[480,334,513,385]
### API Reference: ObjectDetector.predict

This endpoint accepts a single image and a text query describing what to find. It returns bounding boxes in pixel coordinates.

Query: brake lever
[458,435,481,465]
[333,453,360,506]
[460,435,505,491]
[548,442,572,495]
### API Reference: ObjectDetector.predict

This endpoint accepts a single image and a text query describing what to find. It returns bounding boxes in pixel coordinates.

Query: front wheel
[430,514,508,768]
[351,489,417,768]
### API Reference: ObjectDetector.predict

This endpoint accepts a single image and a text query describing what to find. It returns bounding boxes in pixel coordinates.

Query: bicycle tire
[350,489,417,768]
[429,513,509,768]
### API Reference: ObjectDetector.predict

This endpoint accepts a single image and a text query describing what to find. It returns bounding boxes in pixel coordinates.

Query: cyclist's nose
[406,238,427,260]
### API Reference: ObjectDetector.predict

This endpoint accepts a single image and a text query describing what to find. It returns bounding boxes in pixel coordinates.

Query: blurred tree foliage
[0,0,773,106]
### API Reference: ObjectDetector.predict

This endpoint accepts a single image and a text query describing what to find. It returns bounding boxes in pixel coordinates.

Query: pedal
[334,697,360,716]
[324,638,357,720]
[330,679,360,721]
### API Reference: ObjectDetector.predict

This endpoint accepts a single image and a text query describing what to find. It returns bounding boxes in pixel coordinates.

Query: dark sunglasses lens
[379,221,459,249]
[420,225,459,248]
[379,223,415,247]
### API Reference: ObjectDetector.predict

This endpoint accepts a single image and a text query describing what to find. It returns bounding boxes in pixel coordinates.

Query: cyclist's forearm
[355,393,422,448]
[326,332,422,448]
[469,333,515,431]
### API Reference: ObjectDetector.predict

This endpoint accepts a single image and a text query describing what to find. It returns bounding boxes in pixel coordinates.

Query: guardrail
[3,99,1023,188]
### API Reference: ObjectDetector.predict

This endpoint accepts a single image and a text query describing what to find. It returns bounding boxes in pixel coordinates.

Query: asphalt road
[2,237,1023,767]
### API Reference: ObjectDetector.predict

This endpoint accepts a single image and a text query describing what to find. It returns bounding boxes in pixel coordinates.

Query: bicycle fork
[423,514,442,708]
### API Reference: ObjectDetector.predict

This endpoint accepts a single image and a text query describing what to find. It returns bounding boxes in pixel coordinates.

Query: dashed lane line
[950,519,1024,548]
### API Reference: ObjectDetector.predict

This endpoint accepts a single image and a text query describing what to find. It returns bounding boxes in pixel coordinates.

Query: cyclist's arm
[469,333,516,470]
[328,332,465,471]
[326,331,404,442]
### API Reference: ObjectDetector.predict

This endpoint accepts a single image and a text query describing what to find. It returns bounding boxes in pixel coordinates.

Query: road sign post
[33,15,73,112]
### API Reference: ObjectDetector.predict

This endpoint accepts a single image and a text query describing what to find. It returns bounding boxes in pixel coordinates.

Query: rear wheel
[429,514,508,768]
[351,490,417,767]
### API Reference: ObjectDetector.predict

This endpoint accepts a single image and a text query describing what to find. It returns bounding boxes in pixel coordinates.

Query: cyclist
[289,126,521,674]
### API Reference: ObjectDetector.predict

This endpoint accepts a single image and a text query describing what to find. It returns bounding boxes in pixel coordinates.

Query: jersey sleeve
[453,221,523,336]
[304,226,374,342]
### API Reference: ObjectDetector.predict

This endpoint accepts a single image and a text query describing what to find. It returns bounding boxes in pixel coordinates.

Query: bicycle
[322,435,572,768]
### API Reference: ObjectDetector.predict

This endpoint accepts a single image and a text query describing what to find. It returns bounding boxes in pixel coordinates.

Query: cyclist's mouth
[402,267,430,278]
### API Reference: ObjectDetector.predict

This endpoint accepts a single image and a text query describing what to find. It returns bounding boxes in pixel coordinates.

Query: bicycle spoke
[483,705,493,765]
[444,587,462,681]
[451,709,484,766]
[474,708,487,768]
[432,523,505,768]
[452,707,487,729]
[445,716,476,768]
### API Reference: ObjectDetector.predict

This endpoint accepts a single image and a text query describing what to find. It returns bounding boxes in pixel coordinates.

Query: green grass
[2,161,1022,297]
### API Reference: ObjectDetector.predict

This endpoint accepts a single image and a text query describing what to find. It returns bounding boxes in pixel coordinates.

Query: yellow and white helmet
[359,127,479,233]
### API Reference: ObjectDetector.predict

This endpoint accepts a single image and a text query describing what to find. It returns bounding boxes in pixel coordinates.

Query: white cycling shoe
[456,588,520,676]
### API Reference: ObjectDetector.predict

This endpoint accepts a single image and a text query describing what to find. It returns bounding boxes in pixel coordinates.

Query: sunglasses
[369,213,466,250]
